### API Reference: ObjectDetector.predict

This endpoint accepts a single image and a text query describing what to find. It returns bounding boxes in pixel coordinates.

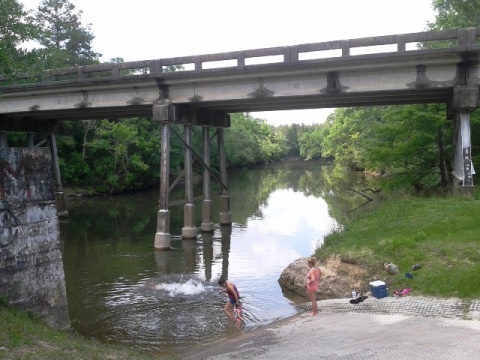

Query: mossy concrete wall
[0,148,70,329]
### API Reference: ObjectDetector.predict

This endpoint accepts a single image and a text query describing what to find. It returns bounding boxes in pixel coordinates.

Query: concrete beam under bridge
[152,103,230,127]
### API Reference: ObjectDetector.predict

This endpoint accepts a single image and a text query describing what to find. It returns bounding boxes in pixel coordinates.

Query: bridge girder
[1,27,480,129]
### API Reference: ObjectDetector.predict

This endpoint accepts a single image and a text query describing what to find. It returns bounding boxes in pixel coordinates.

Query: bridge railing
[2,26,480,86]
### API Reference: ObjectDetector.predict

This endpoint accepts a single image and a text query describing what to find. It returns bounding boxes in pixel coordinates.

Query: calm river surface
[59,160,370,355]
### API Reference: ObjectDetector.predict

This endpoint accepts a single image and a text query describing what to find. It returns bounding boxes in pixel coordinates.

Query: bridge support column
[182,124,198,239]
[155,121,171,250]
[28,132,34,147]
[201,126,214,232]
[217,128,231,225]
[452,86,478,196]
[0,131,7,149]
[48,132,68,219]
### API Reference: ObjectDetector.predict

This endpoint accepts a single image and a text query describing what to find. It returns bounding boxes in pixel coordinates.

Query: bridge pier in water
[182,123,197,239]
[153,103,231,250]
[201,126,214,232]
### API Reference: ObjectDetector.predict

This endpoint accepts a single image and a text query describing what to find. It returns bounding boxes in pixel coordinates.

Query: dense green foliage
[53,114,313,194]
[307,104,460,193]
[0,0,39,77]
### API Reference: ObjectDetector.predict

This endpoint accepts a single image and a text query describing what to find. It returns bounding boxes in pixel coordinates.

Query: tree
[298,123,328,160]
[428,0,480,30]
[0,0,40,77]
[363,104,451,192]
[35,0,100,68]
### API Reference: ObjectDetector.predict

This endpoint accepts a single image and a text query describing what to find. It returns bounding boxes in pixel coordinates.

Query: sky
[20,0,437,125]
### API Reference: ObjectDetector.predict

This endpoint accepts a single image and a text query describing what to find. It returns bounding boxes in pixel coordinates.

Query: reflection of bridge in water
[0,26,478,254]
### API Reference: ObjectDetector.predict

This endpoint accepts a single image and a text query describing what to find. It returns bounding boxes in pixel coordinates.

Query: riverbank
[312,194,480,300]
[0,302,168,360]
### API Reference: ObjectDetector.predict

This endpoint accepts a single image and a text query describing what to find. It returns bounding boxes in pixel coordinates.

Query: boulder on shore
[278,255,370,299]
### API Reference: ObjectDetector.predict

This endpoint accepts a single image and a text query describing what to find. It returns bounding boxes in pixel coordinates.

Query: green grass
[317,194,480,299]
[0,300,177,360]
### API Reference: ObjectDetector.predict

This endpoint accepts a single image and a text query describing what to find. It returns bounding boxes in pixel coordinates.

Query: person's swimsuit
[227,283,240,304]
[306,268,320,292]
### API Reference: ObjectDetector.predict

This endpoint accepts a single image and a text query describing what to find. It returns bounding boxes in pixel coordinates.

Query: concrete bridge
[1,26,479,252]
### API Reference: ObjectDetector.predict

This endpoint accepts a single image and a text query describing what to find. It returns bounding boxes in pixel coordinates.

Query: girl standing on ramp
[306,257,322,316]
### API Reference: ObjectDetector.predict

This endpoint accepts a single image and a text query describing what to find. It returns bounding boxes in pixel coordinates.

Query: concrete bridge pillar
[452,86,478,196]
[27,132,34,147]
[201,126,214,232]
[0,131,7,149]
[217,128,232,225]
[48,133,68,219]
[182,124,198,239]
[153,104,173,250]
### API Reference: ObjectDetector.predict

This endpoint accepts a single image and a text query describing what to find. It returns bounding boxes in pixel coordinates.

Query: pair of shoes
[405,272,414,279]
[411,264,422,271]
[349,293,368,304]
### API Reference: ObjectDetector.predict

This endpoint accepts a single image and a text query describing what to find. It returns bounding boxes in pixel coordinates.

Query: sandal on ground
[400,288,411,296]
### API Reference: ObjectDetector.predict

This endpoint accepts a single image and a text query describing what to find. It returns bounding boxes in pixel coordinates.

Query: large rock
[278,255,370,299]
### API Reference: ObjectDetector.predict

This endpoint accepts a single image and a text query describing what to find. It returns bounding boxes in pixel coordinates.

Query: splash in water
[155,278,206,297]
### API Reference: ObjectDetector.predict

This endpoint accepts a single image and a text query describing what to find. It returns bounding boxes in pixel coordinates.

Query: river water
[59,160,370,356]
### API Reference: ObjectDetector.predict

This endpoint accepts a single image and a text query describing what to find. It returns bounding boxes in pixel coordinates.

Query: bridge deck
[1,26,480,126]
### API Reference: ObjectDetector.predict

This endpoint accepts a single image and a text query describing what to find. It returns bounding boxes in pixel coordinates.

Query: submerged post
[201,126,214,232]
[217,127,232,225]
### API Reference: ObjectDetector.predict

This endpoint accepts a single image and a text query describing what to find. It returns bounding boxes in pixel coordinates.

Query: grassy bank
[0,301,176,360]
[316,194,480,299]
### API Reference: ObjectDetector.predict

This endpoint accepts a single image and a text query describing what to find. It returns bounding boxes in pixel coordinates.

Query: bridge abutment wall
[0,148,70,329]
